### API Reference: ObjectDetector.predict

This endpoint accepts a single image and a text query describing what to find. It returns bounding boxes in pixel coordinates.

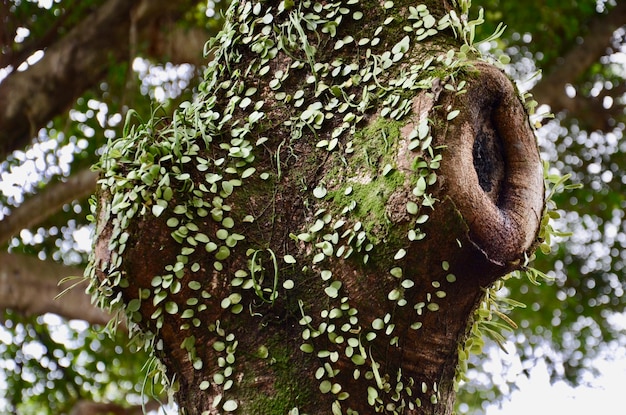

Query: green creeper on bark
[87,0,552,414]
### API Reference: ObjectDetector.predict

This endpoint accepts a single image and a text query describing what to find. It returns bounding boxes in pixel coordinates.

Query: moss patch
[240,340,314,415]
[325,117,408,243]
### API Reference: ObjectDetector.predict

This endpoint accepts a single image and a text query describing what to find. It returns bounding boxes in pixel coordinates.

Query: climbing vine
[85,0,564,413]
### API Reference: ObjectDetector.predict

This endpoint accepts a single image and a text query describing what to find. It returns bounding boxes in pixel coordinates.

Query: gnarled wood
[91,1,544,414]
[436,62,543,267]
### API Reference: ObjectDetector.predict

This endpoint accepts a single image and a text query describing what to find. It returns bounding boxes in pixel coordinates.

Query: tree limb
[0,168,98,246]
[0,0,135,160]
[0,252,110,326]
[0,0,76,70]
[531,1,626,129]
[0,0,210,161]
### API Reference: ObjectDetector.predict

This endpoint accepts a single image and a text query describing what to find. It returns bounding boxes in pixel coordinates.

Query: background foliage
[461,0,626,411]
[0,0,624,414]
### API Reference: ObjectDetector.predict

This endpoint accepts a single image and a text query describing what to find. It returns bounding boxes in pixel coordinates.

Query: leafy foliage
[478,0,601,66]
[0,0,222,413]
[455,1,626,412]
[0,310,153,414]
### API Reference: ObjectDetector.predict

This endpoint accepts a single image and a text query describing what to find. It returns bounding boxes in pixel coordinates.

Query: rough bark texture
[90,1,544,414]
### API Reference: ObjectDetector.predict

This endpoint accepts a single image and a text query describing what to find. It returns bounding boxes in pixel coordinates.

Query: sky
[487,355,626,415]
[484,313,626,415]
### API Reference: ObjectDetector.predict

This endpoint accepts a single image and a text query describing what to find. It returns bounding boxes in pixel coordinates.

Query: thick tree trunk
[89,1,544,414]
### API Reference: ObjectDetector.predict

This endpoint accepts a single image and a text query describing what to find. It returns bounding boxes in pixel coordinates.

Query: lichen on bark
[87,1,546,414]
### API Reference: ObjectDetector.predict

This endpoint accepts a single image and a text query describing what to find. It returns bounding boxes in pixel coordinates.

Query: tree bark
[90,1,544,414]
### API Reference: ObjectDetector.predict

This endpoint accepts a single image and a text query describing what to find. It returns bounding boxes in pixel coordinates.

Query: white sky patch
[206,1,216,17]
[17,50,44,72]
[487,348,626,415]
[132,57,195,102]
[73,226,93,252]
[14,27,30,43]
[0,161,42,204]
[0,66,12,83]
[607,311,626,330]
[0,326,12,345]
[36,0,50,7]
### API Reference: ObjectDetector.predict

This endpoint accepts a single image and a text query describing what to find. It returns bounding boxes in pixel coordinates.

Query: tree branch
[0,1,75,70]
[0,0,210,161]
[0,0,135,160]
[531,1,626,129]
[0,168,98,246]
[0,252,110,326]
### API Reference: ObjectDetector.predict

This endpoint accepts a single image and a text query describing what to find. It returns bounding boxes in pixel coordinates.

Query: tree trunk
[89,1,544,414]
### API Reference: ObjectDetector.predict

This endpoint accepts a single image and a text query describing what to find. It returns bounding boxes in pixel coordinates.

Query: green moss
[353,117,403,168]
[325,117,407,243]
[330,171,404,239]
[240,340,314,414]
